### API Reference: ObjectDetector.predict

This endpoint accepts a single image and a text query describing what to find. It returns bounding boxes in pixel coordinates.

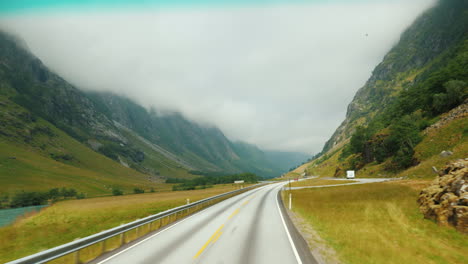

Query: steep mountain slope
[305,0,467,177]
[0,31,194,183]
[0,28,304,197]
[87,92,308,176]
[0,94,164,196]
[322,0,467,153]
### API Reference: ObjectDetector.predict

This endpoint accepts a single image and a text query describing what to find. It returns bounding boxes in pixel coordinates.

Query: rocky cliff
[321,0,468,154]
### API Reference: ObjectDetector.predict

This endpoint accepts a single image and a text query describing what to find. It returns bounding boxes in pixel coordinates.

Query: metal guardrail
[7,184,264,264]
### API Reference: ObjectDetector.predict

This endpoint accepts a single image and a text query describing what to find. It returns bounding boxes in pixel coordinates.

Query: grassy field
[0,140,167,196]
[286,182,468,264]
[290,178,356,187]
[0,184,240,263]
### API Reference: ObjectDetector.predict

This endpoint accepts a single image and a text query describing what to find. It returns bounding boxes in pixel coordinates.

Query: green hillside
[0,96,164,196]
[304,0,467,178]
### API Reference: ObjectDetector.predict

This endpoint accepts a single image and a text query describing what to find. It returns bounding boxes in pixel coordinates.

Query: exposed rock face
[440,150,454,157]
[424,101,468,135]
[418,159,468,233]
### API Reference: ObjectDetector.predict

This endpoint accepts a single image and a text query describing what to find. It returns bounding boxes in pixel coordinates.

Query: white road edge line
[276,185,303,264]
[97,186,266,264]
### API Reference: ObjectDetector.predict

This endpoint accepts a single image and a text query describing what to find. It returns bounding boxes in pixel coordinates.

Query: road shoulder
[283,203,341,264]
[276,191,318,264]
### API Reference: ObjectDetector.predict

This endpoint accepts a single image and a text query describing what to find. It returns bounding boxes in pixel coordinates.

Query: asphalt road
[94,183,315,264]
[290,177,398,190]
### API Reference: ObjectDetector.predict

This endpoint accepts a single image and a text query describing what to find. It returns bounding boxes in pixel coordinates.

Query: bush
[133,188,145,194]
[48,188,60,200]
[432,80,466,113]
[112,188,123,196]
[10,191,48,208]
[60,187,77,198]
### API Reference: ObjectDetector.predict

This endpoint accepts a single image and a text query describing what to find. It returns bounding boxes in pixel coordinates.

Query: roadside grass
[0,185,238,263]
[287,183,467,264]
[290,178,356,187]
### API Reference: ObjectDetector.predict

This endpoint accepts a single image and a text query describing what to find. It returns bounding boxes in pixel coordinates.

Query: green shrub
[112,188,123,196]
[133,188,144,194]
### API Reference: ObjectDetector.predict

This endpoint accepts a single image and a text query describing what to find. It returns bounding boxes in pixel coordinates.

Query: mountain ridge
[0,29,308,197]
[300,0,467,178]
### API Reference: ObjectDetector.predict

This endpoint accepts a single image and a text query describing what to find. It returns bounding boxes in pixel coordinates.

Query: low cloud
[0,0,435,154]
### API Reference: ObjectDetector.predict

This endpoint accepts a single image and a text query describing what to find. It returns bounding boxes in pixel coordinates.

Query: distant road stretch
[93,183,316,264]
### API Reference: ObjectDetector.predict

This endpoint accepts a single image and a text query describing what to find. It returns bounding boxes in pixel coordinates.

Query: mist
[0,0,435,154]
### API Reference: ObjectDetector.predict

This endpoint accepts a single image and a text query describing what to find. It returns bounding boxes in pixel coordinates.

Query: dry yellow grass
[286,182,467,264]
[290,178,356,187]
[0,185,239,263]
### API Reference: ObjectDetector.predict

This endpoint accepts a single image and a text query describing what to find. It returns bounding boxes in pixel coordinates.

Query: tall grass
[0,185,236,263]
[287,183,467,264]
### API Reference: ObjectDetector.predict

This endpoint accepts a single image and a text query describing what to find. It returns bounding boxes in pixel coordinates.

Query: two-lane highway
[94,183,313,264]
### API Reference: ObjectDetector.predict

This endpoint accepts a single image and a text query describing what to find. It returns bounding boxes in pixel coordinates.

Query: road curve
[92,183,315,264]
[289,177,398,190]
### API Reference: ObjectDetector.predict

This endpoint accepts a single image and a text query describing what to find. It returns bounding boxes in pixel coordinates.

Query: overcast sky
[0,0,435,154]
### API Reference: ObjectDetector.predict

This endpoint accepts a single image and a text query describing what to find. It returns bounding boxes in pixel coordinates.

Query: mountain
[303,0,467,177]
[86,91,308,176]
[0,29,306,196]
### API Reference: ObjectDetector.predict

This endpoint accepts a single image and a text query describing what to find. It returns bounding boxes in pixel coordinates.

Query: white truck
[346,170,355,179]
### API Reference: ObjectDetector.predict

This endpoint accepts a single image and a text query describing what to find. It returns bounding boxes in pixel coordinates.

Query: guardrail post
[101,240,107,254]
[289,193,292,210]
[73,250,81,264]
[119,233,125,246]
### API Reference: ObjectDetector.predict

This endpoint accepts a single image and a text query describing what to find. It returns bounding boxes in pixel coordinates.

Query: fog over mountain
[0,0,435,154]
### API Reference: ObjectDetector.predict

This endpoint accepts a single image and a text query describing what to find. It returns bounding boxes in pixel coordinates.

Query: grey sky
[0,0,435,154]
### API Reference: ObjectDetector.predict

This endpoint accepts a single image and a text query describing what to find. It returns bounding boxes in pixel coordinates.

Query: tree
[349,126,369,154]
[385,115,422,169]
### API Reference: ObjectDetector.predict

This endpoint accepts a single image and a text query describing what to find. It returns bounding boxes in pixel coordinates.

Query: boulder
[440,150,454,157]
[418,159,468,234]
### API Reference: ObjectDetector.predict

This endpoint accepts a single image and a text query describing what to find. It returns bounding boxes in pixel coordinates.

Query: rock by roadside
[418,159,467,234]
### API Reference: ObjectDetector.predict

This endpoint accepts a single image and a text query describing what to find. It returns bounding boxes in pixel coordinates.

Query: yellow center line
[228,208,240,220]
[193,195,256,259]
[213,231,223,243]
[193,224,224,259]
